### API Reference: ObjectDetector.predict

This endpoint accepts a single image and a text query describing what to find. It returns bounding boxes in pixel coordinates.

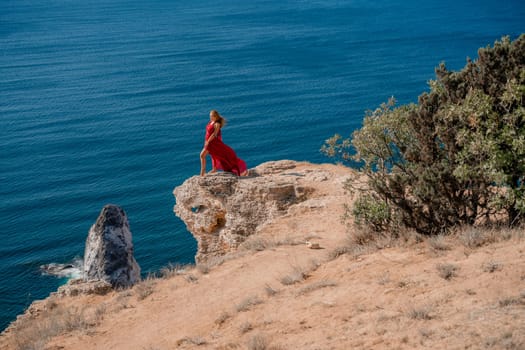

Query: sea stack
[83,204,141,288]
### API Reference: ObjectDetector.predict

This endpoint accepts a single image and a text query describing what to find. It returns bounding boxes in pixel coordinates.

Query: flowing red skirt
[205,122,247,176]
[206,139,247,176]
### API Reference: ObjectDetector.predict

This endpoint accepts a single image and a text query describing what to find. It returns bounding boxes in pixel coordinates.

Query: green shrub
[323,35,525,234]
[352,194,392,231]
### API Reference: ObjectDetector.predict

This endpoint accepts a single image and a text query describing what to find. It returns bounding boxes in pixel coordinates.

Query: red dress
[205,121,247,176]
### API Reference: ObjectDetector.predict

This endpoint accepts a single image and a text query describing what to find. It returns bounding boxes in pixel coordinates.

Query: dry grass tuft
[419,328,434,338]
[484,331,524,350]
[297,280,337,295]
[239,321,254,334]
[159,263,193,279]
[328,230,399,261]
[240,237,276,251]
[280,270,306,285]
[246,334,284,350]
[196,263,210,274]
[408,305,433,320]
[247,334,269,350]
[264,284,278,296]
[458,226,523,249]
[327,245,352,260]
[240,235,310,253]
[134,276,156,300]
[280,260,319,286]
[236,296,263,313]
[276,235,306,246]
[215,343,242,350]
[176,336,207,346]
[459,227,498,248]
[112,290,134,312]
[351,228,379,245]
[8,302,106,350]
[397,279,411,288]
[498,293,525,307]
[483,260,503,273]
[428,235,450,251]
[377,273,391,285]
[215,311,231,326]
[436,263,459,280]
[184,273,199,284]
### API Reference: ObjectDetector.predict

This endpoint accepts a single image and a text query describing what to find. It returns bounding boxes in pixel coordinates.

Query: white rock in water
[83,204,140,288]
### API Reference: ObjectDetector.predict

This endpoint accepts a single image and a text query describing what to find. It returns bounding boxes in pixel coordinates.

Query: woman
[200,110,248,176]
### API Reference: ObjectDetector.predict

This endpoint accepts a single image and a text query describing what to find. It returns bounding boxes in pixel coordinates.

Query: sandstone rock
[57,279,113,297]
[173,160,314,263]
[83,204,140,288]
[305,241,322,249]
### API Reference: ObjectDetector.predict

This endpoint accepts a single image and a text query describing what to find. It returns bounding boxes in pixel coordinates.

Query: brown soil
[2,162,524,350]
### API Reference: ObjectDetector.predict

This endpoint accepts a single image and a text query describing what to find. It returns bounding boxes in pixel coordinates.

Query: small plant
[9,304,93,350]
[378,273,390,285]
[184,273,199,283]
[483,261,503,273]
[352,195,391,232]
[239,321,254,334]
[419,328,434,338]
[215,311,231,326]
[197,263,210,274]
[460,228,492,248]
[276,235,305,246]
[264,284,278,296]
[160,263,191,278]
[177,336,207,346]
[134,276,156,300]
[240,237,275,251]
[484,332,524,349]
[280,264,310,286]
[236,296,263,312]
[397,280,410,288]
[247,334,269,350]
[428,235,450,251]
[297,280,337,295]
[408,306,433,320]
[328,245,351,260]
[92,303,107,324]
[436,263,459,280]
[351,228,380,246]
[280,260,320,286]
[499,296,525,307]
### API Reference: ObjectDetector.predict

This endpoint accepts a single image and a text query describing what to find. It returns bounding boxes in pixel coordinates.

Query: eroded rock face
[173,160,314,263]
[84,204,141,287]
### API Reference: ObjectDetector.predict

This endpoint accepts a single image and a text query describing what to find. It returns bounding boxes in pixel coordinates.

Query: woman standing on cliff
[200,110,248,176]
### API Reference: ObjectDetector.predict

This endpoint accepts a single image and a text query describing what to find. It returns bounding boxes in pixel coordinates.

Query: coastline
[2,160,524,349]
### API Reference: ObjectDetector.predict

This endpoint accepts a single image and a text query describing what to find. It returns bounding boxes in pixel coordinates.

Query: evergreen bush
[322,35,525,234]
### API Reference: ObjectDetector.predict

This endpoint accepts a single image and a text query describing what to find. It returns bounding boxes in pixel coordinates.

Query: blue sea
[1,0,523,330]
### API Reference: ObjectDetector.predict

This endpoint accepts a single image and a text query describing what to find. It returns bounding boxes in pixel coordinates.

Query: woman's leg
[200,149,208,176]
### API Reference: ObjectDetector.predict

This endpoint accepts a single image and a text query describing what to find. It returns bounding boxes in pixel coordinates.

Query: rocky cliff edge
[173,160,348,263]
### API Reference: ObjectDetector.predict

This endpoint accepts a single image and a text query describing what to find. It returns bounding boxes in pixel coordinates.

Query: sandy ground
[2,162,524,350]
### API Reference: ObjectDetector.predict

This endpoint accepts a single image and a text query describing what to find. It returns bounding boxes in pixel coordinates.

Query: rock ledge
[173,160,324,262]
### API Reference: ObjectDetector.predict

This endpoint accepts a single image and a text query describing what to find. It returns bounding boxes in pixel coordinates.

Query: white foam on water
[40,257,83,279]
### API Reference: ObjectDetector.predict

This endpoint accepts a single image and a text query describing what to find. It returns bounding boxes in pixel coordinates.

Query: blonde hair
[210,110,227,127]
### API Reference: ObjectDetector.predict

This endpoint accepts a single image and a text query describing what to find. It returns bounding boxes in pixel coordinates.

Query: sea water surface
[1,0,523,330]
